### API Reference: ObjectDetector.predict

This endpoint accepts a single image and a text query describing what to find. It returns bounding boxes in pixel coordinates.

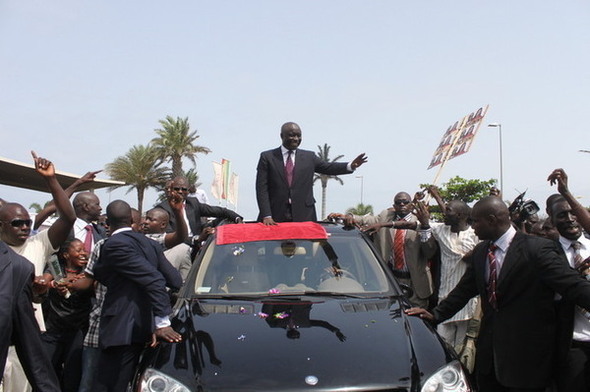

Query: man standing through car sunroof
[256,121,367,224]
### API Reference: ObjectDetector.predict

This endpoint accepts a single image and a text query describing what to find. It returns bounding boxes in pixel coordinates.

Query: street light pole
[356,175,364,205]
[487,123,503,194]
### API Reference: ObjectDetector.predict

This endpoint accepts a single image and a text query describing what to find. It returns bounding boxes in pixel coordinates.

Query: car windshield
[193,233,392,296]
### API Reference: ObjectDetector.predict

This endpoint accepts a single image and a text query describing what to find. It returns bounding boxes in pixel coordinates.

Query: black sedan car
[134,222,471,392]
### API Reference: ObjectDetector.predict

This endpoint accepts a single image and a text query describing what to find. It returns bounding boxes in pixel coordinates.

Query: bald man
[340,191,435,308]
[256,122,367,224]
[141,207,195,280]
[92,200,182,392]
[407,196,590,392]
[71,192,106,255]
[0,152,76,391]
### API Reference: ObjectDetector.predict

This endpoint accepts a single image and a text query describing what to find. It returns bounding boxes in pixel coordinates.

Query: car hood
[141,296,452,391]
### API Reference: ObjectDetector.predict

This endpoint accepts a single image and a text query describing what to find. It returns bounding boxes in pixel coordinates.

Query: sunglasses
[173,187,189,192]
[3,219,33,227]
[394,200,411,206]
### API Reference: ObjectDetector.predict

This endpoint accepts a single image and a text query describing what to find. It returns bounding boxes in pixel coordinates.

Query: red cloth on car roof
[216,222,328,245]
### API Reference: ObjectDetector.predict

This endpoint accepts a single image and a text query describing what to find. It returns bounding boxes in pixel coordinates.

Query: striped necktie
[571,241,585,270]
[487,243,498,310]
[285,150,294,187]
[392,223,406,271]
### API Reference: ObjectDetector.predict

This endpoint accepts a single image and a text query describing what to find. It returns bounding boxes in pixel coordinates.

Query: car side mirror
[398,283,414,299]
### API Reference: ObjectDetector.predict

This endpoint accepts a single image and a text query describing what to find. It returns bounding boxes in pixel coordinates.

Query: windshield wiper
[193,294,267,300]
[275,291,367,299]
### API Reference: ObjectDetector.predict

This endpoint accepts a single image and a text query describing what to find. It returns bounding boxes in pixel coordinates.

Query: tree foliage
[105,144,171,214]
[346,203,374,216]
[313,143,345,220]
[28,203,42,213]
[421,176,496,204]
[151,116,211,178]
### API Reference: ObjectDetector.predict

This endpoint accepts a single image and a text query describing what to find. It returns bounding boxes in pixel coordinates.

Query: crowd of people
[1,123,590,392]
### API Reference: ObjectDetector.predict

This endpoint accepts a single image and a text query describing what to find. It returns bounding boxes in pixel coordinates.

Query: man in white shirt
[0,152,76,392]
[415,197,480,352]
[72,192,105,252]
[551,198,590,392]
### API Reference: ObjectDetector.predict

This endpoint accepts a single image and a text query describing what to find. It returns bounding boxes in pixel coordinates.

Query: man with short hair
[142,191,197,281]
[548,168,590,392]
[256,122,367,224]
[72,192,105,253]
[78,196,186,392]
[156,176,242,242]
[414,188,480,353]
[407,196,590,392]
[92,200,182,392]
[0,152,76,392]
[0,241,60,392]
[341,191,436,308]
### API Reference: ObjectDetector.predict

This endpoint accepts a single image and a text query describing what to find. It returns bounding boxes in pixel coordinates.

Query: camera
[508,191,540,224]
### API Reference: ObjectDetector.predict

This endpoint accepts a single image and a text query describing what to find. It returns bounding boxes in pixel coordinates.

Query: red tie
[487,243,498,309]
[393,225,406,270]
[84,225,93,253]
[285,150,294,187]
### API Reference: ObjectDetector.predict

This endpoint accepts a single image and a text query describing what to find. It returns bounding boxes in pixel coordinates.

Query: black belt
[392,269,411,279]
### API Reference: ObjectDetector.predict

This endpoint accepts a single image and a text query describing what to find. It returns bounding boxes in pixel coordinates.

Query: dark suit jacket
[433,232,590,389]
[156,197,242,238]
[255,147,352,222]
[93,230,182,348]
[0,242,60,392]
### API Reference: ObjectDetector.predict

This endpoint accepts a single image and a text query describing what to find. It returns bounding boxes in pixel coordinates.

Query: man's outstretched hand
[405,307,435,322]
[150,326,183,347]
[351,153,368,170]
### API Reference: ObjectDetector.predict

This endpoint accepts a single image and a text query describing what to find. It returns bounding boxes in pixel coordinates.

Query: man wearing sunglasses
[156,176,242,244]
[335,192,436,309]
[0,152,76,391]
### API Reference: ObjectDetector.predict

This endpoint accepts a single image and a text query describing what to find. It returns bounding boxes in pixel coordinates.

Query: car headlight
[421,360,471,392]
[138,368,190,392]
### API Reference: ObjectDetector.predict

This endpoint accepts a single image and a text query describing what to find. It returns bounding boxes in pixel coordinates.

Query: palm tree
[151,116,211,178]
[105,144,171,214]
[313,143,345,220]
[184,168,202,190]
[29,202,43,213]
[346,203,374,216]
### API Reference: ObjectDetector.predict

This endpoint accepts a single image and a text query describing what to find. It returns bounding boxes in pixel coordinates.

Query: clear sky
[1,1,589,220]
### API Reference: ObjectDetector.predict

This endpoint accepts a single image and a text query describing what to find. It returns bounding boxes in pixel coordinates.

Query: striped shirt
[420,222,480,323]
[83,233,168,348]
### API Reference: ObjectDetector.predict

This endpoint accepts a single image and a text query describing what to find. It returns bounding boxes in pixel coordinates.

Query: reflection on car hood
[142,295,451,391]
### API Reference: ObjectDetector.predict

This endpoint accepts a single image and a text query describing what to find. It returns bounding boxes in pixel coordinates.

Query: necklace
[65,268,81,274]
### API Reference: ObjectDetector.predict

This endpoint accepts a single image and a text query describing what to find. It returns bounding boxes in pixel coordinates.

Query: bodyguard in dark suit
[256,122,367,224]
[407,196,590,392]
[92,200,183,392]
[156,177,242,241]
[0,241,60,392]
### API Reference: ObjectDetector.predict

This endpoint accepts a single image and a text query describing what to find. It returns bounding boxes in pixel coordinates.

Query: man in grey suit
[338,192,436,308]
[256,122,367,224]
